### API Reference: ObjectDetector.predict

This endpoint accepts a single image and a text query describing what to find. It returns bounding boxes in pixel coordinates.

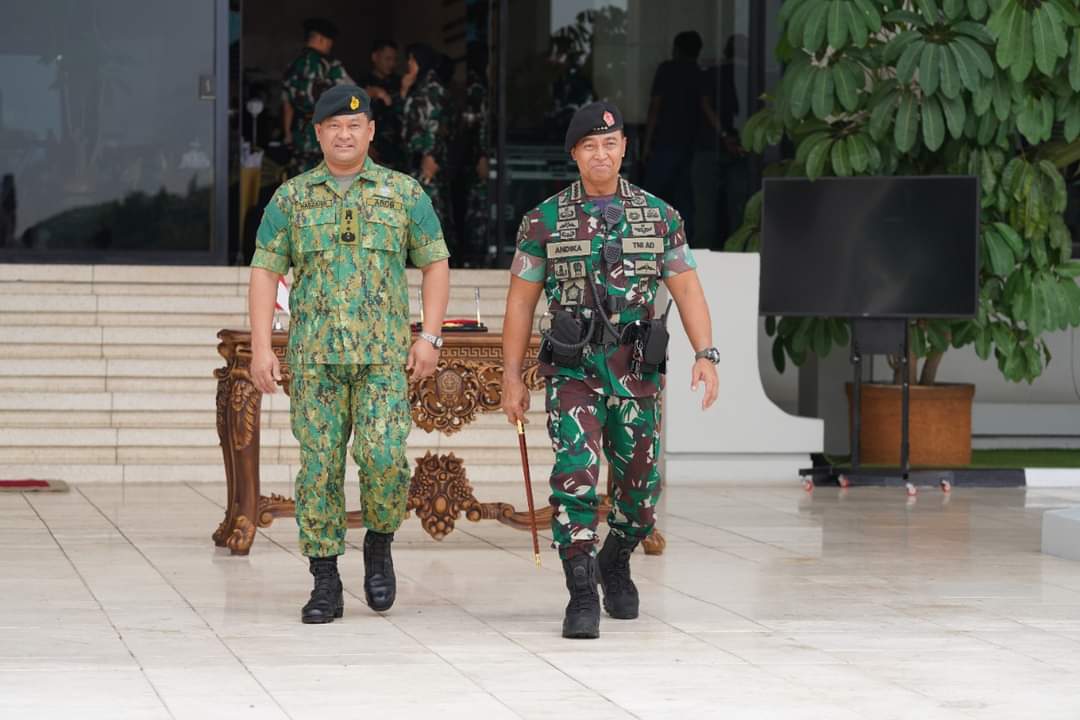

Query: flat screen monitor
[759,176,979,318]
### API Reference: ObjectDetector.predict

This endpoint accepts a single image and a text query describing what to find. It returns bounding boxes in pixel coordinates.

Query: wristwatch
[695,347,720,365]
[419,331,444,349]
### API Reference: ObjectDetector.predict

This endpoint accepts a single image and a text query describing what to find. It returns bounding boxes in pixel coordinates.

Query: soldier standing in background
[282,18,354,176]
[359,39,406,172]
[401,43,454,254]
[459,49,491,267]
[250,85,450,623]
[500,102,720,639]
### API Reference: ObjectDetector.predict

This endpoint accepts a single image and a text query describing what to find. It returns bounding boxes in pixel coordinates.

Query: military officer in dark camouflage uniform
[250,85,450,623]
[359,39,406,172]
[282,18,354,176]
[501,102,719,639]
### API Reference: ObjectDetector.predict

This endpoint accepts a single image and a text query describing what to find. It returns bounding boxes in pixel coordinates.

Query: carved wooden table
[212,329,666,557]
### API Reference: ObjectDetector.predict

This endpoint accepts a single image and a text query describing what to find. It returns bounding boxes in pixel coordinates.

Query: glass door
[493,0,773,262]
[0,0,227,263]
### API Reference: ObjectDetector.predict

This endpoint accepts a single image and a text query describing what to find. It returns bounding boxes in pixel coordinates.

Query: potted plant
[727,0,1080,465]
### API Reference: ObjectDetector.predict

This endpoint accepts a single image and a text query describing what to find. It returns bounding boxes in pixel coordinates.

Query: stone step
[0,377,106,392]
[0,326,103,344]
[0,358,221,379]
[0,294,98,313]
[0,312,246,327]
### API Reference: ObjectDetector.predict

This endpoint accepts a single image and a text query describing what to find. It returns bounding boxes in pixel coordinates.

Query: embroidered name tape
[622,237,662,253]
[548,240,591,257]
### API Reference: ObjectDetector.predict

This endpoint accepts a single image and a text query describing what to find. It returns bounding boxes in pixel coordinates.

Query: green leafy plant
[728,0,1080,384]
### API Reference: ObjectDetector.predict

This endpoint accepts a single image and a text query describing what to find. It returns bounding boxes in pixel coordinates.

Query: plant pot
[844,383,975,467]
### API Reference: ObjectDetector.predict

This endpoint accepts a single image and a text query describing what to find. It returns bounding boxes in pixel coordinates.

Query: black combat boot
[363,530,396,612]
[561,553,600,639]
[597,532,640,619]
[301,556,343,624]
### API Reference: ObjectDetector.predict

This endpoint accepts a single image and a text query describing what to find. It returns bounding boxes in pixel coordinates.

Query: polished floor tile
[3,483,1080,718]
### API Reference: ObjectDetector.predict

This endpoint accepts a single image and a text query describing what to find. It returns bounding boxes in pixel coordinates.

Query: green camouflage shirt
[402,71,449,167]
[510,178,697,398]
[282,48,354,158]
[252,157,449,365]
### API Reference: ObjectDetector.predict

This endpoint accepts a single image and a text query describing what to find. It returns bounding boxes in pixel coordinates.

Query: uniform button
[341,232,356,243]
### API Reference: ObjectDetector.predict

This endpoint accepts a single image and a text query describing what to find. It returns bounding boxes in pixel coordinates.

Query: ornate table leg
[212,370,236,548]
[212,357,264,555]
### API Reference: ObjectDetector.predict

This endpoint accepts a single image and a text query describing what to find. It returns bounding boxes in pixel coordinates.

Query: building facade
[0,0,783,266]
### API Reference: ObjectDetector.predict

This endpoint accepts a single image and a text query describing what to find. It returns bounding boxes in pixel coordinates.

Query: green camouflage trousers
[290,363,411,557]
[546,377,663,560]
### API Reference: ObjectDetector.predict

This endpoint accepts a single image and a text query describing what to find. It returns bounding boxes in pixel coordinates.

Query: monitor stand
[799,318,948,496]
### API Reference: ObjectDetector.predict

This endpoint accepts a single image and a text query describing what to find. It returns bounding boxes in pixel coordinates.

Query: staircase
[0,264,553,486]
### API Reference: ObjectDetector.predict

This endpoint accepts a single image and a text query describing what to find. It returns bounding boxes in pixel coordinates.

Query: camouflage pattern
[510,177,697,397]
[360,71,406,172]
[252,156,449,365]
[461,70,490,263]
[251,154,448,558]
[512,176,696,559]
[291,362,412,557]
[402,70,452,244]
[283,48,354,175]
[546,377,662,560]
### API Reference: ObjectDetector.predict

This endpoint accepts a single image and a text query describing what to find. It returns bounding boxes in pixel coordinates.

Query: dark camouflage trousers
[546,377,662,560]
[291,363,411,557]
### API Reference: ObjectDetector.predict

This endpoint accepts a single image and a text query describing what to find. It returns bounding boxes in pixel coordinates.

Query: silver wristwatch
[419,331,444,349]
[695,347,720,364]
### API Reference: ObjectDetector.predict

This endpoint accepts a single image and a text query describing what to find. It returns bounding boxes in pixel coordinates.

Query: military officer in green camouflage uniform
[250,85,450,623]
[282,19,355,176]
[401,44,453,251]
[501,102,719,639]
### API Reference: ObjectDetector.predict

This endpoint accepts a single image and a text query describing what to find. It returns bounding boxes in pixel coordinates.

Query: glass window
[0,1,219,260]
[498,0,758,258]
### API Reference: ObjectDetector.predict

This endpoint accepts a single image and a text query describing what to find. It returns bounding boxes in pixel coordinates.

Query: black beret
[564,101,624,152]
[313,85,371,124]
[304,18,338,39]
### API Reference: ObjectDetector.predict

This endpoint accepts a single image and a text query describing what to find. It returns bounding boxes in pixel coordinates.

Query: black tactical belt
[590,321,623,347]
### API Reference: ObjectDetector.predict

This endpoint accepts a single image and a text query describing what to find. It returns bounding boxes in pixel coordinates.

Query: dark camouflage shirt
[511,178,697,398]
[282,48,353,158]
[359,70,406,171]
[252,157,449,365]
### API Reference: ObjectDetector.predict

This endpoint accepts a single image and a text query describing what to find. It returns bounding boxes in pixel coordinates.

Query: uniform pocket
[362,202,406,252]
[292,208,338,253]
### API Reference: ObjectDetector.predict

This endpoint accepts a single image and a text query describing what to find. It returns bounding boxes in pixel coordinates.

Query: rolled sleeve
[509,213,546,283]
[407,188,450,267]
[251,188,292,275]
[662,244,697,278]
[510,249,546,282]
[662,209,697,278]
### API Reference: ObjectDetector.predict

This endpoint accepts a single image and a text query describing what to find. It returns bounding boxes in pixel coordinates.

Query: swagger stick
[516,420,542,568]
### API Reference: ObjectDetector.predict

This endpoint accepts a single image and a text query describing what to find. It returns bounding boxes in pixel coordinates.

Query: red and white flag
[275,277,290,314]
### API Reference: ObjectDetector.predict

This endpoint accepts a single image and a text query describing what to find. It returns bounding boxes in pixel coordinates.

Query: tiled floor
[4,481,1080,719]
